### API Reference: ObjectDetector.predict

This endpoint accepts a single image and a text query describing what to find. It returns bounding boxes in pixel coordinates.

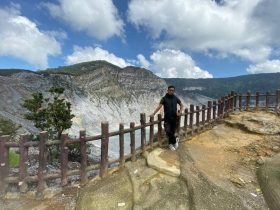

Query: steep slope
[0,61,167,137]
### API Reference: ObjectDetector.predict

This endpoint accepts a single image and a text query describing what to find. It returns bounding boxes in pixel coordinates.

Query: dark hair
[168,85,175,90]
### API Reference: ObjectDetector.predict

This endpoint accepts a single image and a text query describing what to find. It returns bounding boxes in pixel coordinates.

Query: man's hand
[149,113,155,117]
[177,111,182,116]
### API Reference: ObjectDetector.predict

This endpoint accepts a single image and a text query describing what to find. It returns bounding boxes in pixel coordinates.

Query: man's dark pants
[164,117,177,145]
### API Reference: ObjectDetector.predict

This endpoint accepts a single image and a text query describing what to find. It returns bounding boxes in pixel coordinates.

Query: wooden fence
[1,90,280,198]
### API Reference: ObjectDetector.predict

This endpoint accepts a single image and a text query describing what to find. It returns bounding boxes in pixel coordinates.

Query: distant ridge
[38,60,121,76]
[0,69,33,77]
[165,72,280,98]
[1,60,280,99]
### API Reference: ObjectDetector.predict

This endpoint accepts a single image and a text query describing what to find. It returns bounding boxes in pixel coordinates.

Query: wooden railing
[1,90,280,198]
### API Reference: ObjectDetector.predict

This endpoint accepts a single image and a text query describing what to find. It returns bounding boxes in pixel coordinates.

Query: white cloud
[247,60,280,74]
[0,6,61,68]
[137,54,150,68]
[149,49,213,78]
[66,46,131,67]
[44,0,124,40]
[128,0,278,62]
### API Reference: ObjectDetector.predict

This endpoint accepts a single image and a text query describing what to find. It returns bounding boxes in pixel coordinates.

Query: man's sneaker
[169,144,176,151]
[174,137,179,149]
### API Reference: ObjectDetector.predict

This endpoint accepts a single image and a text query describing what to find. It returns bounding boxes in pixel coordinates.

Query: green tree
[22,87,75,162]
[0,118,20,138]
[22,87,74,139]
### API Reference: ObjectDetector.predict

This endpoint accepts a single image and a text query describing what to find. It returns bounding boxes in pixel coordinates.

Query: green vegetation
[22,86,76,162]
[22,86,75,139]
[165,72,280,99]
[9,150,19,167]
[38,60,120,76]
[0,118,20,138]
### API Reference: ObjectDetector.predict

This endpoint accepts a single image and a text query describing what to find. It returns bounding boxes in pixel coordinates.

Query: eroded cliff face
[0,62,167,137]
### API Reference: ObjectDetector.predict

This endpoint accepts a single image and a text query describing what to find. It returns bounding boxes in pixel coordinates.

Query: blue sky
[0,0,280,78]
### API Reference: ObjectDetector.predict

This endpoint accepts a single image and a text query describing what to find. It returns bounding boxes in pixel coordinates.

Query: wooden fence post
[230,91,235,112]
[60,133,69,186]
[184,108,188,137]
[0,135,9,196]
[202,105,206,128]
[213,101,217,120]
[19,134,29,193]
[37,131,48,198]
[80,129,88,184]
[149,116,154,149]
[256,92,259,111]
[246,92,250,111]
[224,96,228,117]
[196,106,200,131]
[239,94,242,111]
[100,122,109,178]
[140,113,146,155]
[157,114,162,146]
[176,112,181,135]
[217,100,221,118]
[221,97,225,117]
[227,94,231,115]
[233,92,237,111]
[189,105,194,135]
[119,124,125,168]
[275,90,280,112]
[266,92,269,111]
[207,101,212,122]
[130,122,136,162]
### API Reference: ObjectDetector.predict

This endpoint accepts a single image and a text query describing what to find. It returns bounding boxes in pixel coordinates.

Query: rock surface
[75,158,189,210]
[257,153,280,210]
[146,148,180,177]
[224,111,280,135]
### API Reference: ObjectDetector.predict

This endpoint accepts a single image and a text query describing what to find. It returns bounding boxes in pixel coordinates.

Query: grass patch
[9,150,20,167]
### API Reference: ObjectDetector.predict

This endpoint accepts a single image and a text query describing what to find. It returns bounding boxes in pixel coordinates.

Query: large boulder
[126,159,189,210]
[257,153,280,210]
[147,148,180,177]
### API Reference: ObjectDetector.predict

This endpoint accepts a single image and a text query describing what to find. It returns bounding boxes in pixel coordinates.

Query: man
[150,85,184,151]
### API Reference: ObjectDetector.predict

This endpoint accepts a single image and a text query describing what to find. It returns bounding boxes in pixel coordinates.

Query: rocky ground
[1,111,280,210]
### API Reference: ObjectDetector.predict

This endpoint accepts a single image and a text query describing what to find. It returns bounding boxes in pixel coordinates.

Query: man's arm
[150,104,163,117]
[177,102,184,116]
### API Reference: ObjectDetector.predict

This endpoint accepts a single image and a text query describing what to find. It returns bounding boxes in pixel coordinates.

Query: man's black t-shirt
[160,94,181,121]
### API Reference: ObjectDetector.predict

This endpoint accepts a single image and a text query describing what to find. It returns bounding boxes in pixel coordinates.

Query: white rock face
[0,63,168,156]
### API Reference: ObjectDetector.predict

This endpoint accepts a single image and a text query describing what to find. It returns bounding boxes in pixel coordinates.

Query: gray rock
[147,148,181,177]
[272,146,280,152]
[257,157,266,165]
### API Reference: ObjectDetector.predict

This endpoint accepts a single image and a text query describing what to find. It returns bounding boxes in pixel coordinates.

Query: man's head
[167,85,175,95]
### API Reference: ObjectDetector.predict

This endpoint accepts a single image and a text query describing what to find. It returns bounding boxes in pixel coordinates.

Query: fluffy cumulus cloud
[149,49,213,78]
[247,60,280,74]
[0,5,61,68]
[136,54,150,68]
[44,0,124,40]
[128,0,280,63]
[66,46,131,67]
